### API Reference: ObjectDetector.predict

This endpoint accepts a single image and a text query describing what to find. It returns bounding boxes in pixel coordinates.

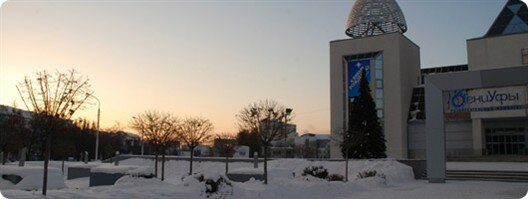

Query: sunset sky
[0,0,504,134]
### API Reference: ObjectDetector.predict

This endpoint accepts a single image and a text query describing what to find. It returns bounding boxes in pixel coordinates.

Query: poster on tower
[347,59,371,97]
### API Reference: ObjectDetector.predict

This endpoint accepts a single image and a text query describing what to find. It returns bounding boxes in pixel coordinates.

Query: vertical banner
[347,59,371,97]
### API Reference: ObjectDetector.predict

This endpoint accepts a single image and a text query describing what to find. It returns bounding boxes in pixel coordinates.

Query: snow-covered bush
[357,170,377,179]
[182,173,233,199]
[356,170,387,185]
[302,166,328,179]
[327,174,344,182]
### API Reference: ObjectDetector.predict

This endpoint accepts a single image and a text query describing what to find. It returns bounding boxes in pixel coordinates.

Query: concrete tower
[330,0,420,159]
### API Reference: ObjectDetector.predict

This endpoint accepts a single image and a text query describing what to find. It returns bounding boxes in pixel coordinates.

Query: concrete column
[472,118,484,156]
[253,152,258,168]
[18,147,27,167]
[425,77,446,183]
[114,151,120,166]
[84,151,89,164]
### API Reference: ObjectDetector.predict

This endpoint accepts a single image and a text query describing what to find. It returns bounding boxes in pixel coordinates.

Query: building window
[523,49,528,65]
[345,52,384,125]
[376,89,384,98]
[376,80,383,88]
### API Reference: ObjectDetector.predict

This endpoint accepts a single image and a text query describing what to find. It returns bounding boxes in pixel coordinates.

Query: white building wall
[467,32,528,70]
[408,121,473,159]
[330,33,420,159]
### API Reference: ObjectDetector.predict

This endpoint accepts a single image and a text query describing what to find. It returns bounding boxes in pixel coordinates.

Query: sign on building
[347,59,371,97]
[444,86,528,114]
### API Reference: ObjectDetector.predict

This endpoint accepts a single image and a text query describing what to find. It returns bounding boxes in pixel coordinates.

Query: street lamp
[87,93,101,161]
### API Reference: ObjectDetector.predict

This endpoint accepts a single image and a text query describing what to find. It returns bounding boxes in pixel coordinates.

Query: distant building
[266,122,297,158]
[233,146,250,158]
[180,145,212,157]
[212,137,237,157]
[294,133,331,159]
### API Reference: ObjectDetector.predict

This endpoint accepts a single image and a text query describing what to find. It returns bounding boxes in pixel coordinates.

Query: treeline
[0,105,135,162]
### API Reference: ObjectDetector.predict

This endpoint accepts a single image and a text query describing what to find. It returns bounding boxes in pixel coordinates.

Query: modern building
[330,0,528,159]
[293,133,331,159]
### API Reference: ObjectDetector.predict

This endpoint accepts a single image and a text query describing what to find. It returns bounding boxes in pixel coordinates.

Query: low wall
[89,172,125,187]
[67,167,91,180]
[226,173,264,182]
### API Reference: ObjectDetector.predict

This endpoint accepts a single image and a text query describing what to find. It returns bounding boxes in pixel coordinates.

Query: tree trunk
[189,147,194,175]
[154,152,159,178]
[1,150,5,165]
[42,135,51,195]
[264,146,268,184]
[225,156,229,174]
[61,158,65,175]
[161,152,165,181]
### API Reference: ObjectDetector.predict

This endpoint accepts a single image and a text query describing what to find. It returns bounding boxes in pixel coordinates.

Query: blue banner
[347,59,371,97]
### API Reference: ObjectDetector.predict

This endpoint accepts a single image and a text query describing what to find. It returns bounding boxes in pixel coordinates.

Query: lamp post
[88,94,101,161]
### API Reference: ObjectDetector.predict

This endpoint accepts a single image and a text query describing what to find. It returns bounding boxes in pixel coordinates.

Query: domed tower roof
[345,0,407,38]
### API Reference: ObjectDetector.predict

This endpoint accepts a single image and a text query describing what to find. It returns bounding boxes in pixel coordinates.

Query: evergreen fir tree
[341,69,386,159]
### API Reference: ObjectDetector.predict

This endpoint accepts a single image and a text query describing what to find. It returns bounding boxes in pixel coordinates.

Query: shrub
[183,173,233,198]
[357,170,377,179]
[356,170,387,181]
[327,174,344,182]
[302,166,328,179]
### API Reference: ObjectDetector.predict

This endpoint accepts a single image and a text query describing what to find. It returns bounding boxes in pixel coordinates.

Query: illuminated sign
[347,59,371,97]
[444,86,528,113]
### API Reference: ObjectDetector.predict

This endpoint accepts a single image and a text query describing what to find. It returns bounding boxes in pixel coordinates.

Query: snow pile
[120,158,414,185]
[2,159,528,199]
[267,159,414,184]
[0,165,66,191]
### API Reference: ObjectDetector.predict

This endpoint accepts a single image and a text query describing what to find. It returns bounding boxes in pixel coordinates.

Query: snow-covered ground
[1,159,527,199]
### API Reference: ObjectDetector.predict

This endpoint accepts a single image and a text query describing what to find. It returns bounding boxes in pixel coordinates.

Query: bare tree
[213,133,237,174]
[236,99,293,184]
[16,70,93,195]
[130,111,179,181]
[179,117,213,175]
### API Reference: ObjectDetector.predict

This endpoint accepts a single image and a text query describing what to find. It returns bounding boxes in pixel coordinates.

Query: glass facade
[374,53,384,120]
[485,0,528,37]
[344,52,384,121]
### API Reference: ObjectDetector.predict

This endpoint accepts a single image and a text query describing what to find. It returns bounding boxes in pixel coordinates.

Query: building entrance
[485,127,526,155]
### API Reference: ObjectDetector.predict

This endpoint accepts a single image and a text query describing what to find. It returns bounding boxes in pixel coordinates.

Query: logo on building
[445,86,528,113]
[450,90,467,109]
